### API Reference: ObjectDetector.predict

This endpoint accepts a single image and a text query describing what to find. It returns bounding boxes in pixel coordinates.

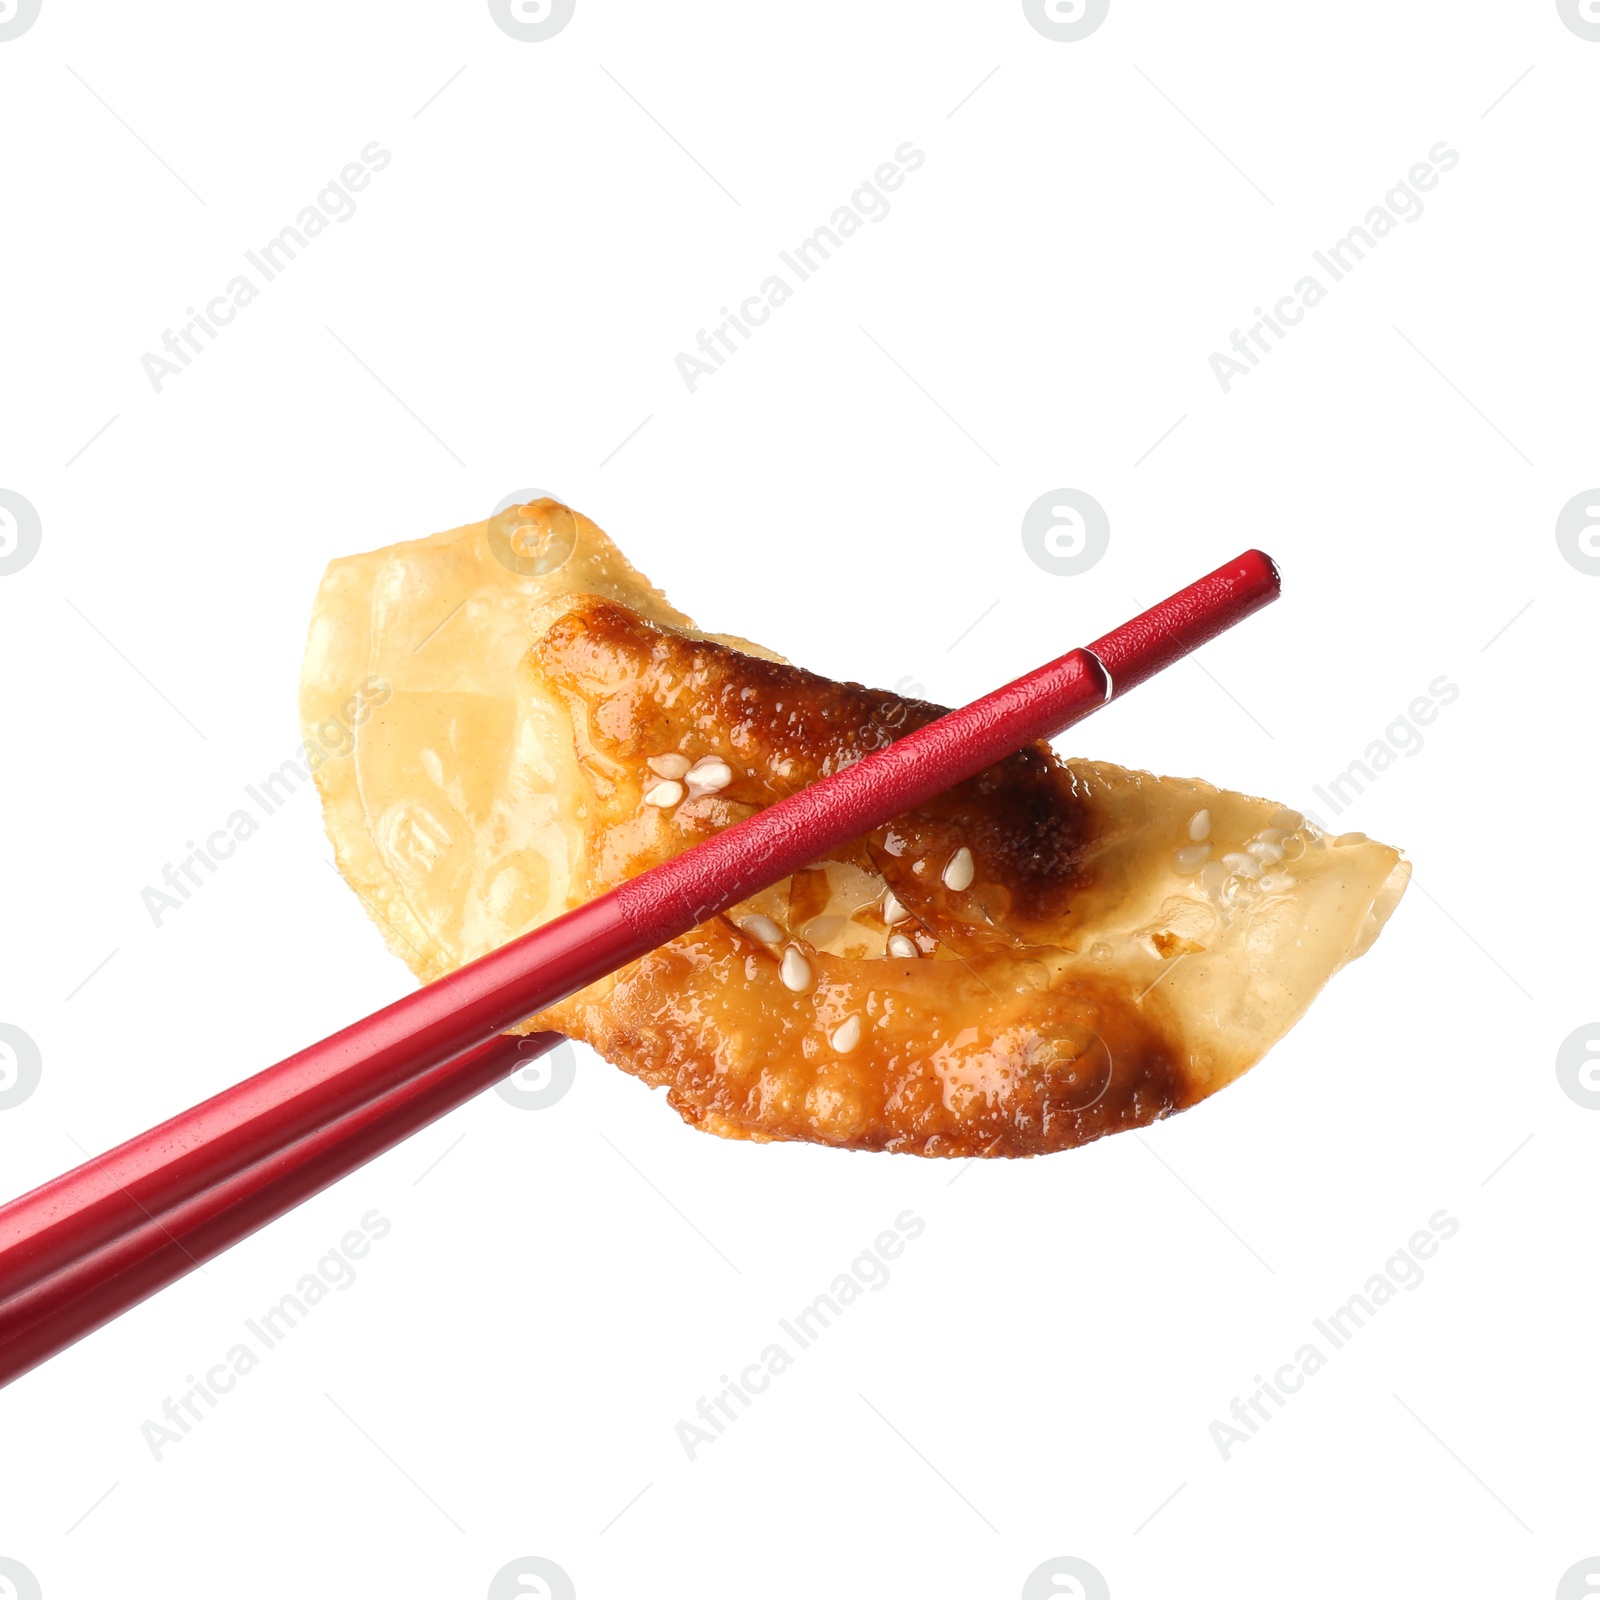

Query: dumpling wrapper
[300,499,1408,1157]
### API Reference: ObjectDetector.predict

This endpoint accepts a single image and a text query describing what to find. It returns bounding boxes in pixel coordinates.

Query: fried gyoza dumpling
[300,500,1408,1157]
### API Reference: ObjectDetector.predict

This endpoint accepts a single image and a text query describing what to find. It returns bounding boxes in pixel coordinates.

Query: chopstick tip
[1244,548,1282,596]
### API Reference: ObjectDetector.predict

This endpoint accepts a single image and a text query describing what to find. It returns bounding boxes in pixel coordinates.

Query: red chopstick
[0,550,1278,1387]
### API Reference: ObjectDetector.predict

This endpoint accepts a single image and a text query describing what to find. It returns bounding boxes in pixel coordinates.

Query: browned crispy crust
[530,596,1098,946]
[531,595,1188,1156]
[551,924,1189,1156]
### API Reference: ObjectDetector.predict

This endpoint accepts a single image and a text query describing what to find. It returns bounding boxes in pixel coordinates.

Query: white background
[1,3,1597,1597]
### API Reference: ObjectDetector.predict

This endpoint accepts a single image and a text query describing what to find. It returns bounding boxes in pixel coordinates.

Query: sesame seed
[1259,873,1297,892]
[1255,827,1286,847]
[1197,861,1228,892]
[686,756,733,793]
[1246,839,1285,864]
[647,754,691,780]
[740,914,781,944]
[1221,851,1262,879]
[1188,808,1212,842]
[1269,807,1303,832]
[1174,842,1212,874]
[643,780,684,808]
[780,946,812,992]
[887,933,918,959]
[830,1015,862,1053]
[942,846,975,892]
[882,888,909,924]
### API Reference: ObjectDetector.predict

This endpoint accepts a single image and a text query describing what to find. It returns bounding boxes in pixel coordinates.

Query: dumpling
[300,499,1408,1157]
